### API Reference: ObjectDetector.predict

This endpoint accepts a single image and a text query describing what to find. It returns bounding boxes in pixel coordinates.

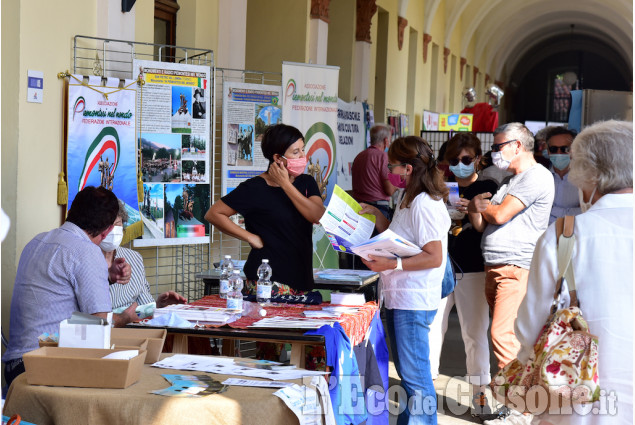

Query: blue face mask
[550,154,570,171]
[449,162,475,179]
[542,149,549,158]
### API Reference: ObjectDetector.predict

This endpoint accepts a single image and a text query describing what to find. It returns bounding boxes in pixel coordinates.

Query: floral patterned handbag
[493,216,600,410]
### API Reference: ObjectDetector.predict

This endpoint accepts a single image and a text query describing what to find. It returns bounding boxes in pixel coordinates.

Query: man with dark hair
[351,124,396,219]
[2,187,137,389]
[544,126,580,224]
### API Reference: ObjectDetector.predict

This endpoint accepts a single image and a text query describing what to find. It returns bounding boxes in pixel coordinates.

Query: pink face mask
[282,156,307,177]
[388,172,407,188]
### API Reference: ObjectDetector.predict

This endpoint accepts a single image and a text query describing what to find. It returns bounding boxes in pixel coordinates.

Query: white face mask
[100,225,123,252]
[491,151,511,171]
[578,187,597,213]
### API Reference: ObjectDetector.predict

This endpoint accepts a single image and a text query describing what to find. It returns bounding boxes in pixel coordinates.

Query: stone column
[352,0,377,101]
[308,0,330,65]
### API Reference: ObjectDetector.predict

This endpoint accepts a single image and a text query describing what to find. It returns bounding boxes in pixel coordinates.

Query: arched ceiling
[433,0,633,84]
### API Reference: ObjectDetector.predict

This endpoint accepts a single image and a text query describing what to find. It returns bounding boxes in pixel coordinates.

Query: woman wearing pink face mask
[360,136,450,424]
[205,124,325,294]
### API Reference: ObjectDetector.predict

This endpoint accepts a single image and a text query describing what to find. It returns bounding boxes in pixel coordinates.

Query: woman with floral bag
[513,120,633,424]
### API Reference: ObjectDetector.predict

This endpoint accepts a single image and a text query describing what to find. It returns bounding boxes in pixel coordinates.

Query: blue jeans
[386,308,438,425]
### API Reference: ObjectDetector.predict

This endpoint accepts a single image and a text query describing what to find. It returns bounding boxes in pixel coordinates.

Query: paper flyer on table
[319,185,376,254]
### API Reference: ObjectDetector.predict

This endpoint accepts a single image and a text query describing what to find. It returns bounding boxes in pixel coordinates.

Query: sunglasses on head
[548,145,570,154]
[449,156,475,166]
[491,139,518,152]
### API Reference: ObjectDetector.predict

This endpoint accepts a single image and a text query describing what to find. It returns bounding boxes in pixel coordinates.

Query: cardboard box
[111,338,149,356]
[110,328,167,363]
[59,317,111,349]
[38,340,58,348]
[23,347,147,389]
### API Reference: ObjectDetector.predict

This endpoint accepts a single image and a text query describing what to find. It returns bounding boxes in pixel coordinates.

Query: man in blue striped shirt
[2,187,138,389]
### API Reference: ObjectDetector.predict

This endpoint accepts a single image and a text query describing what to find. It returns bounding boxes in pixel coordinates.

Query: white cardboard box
[58,313,112,349]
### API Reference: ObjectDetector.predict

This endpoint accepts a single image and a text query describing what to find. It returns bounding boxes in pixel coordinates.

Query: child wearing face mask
[205,124,325,296]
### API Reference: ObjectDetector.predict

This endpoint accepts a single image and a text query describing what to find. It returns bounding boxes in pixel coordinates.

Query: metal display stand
[72,35,213,302]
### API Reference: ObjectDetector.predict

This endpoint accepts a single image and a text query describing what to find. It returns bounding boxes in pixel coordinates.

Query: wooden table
[3,354,306,425]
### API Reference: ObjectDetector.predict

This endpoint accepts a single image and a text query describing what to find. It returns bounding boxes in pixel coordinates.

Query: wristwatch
[394,257,403,271]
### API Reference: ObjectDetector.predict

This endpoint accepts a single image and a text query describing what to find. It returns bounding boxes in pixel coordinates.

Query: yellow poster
[438,113,473,131]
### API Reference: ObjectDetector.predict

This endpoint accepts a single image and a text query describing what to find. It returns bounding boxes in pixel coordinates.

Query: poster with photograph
[65,75,142,243]
[221,82,282,196]
[133,60,212,246]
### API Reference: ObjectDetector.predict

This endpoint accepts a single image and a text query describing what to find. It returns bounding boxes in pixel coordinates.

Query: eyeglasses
[491,139,518,152]
[548,145,570,154]
[449,156,475,166]
[387,163,406,171]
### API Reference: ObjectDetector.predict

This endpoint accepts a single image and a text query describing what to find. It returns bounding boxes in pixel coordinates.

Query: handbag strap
[552,215,578,312]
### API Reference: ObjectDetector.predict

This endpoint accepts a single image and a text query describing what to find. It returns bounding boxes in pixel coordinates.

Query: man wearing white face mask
[464,123,554,370]
[544,126,581,224]
[106,200,186,312]
[3,187,138,389]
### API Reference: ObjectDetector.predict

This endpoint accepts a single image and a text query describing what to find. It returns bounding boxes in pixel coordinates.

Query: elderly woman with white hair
[514,120,633,424]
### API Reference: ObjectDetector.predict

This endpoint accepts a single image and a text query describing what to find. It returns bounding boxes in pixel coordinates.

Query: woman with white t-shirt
[361,136,451,425]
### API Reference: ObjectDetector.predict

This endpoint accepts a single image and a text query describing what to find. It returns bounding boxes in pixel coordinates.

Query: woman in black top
[205,124,325,293]
[430,132,500,417]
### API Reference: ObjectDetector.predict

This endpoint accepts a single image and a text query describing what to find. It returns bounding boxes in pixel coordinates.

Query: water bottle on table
[256,259,273,305]
[219,255,234,299]
[227,270,244,311]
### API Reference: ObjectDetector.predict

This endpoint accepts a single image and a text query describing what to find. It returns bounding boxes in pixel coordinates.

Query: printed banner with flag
[65,76,141,243]
[282,62,340,270]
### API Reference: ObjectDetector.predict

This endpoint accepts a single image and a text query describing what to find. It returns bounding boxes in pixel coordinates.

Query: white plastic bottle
[256,259,273,305]
[226,270,244,311]
[219,255,234,299]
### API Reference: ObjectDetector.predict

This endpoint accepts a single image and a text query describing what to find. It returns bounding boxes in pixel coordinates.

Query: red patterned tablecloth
[190,295,378,346]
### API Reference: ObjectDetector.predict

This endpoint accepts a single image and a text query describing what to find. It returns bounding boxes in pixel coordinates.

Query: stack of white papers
[153,305,235,324]
[247,316,338,329]
[303,306,360,318]
[330,292,366,306]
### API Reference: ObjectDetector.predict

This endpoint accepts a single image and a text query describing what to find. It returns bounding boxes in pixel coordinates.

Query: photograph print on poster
[140,183,165,239]
[164,183,210,238]
[181,134,207,160]
[255,104,281,141]
[171,85,193,133]
[182,160,206,182]
[237,124,254,166]
[192,87,206,119]
[140,133,182,183]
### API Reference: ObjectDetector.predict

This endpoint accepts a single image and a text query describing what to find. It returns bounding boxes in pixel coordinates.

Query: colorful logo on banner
[78,127,120,191]
[73,96,85,120]
[285,79,296,103]
[305,122,336,182]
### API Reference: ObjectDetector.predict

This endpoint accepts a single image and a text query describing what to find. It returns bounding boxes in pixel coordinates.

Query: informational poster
[221,82,282,196]
[336,99,365,191]
[65,75,142,243]
[282,62,339,204]
[422,110,439,130]
[132,60,211,246]
[282,62,340,270]
[438,113,473,131]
